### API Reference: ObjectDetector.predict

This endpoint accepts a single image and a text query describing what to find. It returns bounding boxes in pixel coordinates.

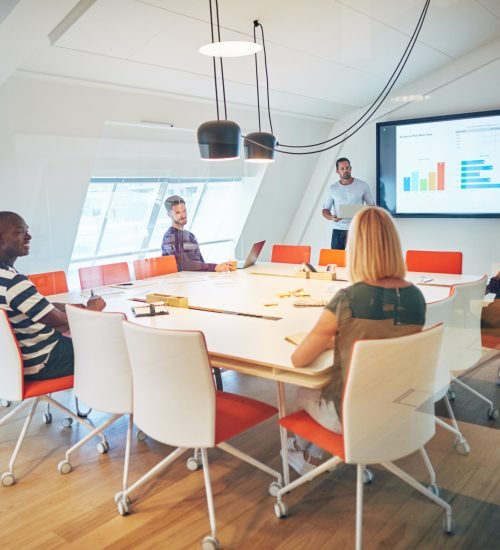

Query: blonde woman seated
[288,206,426,475]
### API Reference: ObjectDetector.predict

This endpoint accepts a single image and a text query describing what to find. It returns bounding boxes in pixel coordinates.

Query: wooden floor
[1,353,499,549]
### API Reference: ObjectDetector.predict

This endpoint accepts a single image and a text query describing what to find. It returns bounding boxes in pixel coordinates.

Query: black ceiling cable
[242,0,430,156]
[277,0,430,150]
[255,20,274,136]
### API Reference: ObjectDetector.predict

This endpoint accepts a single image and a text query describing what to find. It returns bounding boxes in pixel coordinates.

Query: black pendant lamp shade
[197,119,241,160]
[244,131,276,162]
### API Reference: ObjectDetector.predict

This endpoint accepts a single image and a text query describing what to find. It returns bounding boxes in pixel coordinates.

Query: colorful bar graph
[428,172,436,191]
[437,162,445,190]
[403,162,445,192]
[411,171,418,191]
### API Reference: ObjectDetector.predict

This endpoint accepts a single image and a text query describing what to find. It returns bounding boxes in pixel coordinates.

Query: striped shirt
[0,262,60,375]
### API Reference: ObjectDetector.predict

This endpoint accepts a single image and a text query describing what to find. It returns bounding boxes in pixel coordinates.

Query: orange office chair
[27,270,69,295]
[57,306,134,502]
[78,262,131,290]
[27,269,91,418]
[274,326,453,548]
[0,310,105,486]
[406,250,463,274]
[133,256,178,279]
[118,322,282,548]
[271,244,311,264]
[318,248,346,267]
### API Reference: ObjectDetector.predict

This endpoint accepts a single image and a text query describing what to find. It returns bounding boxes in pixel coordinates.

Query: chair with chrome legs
[119,322,282,549]
[274,325,453,550]
[57,306,134,503]
[448,276,498,420]
[0,310,105,486]
[426,289,470,454]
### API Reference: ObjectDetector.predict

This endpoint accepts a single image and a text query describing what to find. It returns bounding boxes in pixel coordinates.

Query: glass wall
[68,176,260,288]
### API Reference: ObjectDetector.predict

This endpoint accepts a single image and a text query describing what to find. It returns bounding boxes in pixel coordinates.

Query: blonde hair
[347,206,406,282]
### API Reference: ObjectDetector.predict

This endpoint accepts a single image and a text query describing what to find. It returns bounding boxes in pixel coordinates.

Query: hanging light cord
[253,23,262,132]
[208,0,219,120]
[243,0,430,155]
[214,0,228,120]
[275,0,430,154]
[255,20,274,135]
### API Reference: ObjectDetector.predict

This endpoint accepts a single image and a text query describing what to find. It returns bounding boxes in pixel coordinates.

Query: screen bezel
[376,108,500,218]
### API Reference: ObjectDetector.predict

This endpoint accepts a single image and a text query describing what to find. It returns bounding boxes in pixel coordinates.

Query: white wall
[289,37,500,275]
[0,74,332,274]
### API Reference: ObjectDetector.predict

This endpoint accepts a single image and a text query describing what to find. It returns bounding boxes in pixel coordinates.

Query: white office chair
[449,276,498,420]
[425,290,470,454]
[58,306,134,500]
[275,325,452,550]
[119,322,282,549]
[0,310,103,486]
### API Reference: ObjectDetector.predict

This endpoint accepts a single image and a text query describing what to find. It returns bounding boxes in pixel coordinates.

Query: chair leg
[75,396,92,418]
[212,368,223,391]
[218,442,282,485]
[434,396,470,455]
[451,376,494,408]
[355,464,364,550]
[42,395,107,445]
[122,414,133,493]
[2,398,40,485]
[200,448,218,544]
[419,447,437,487]
[58,413,122,472]
[275,455,343,502]
[117,447,186,506]
[381,459,452,523]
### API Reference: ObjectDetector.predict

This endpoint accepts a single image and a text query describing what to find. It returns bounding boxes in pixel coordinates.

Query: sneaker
[287,450,317,476]
[287,437,300,453]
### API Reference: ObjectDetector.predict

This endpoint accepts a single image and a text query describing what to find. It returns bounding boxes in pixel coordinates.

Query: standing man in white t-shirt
[322,157,375,250]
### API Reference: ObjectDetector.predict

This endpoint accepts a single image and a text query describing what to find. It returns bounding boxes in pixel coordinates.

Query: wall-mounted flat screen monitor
[376,109,500,217]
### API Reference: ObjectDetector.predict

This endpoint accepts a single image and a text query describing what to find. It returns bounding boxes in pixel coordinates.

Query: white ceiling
[5,0,500,121]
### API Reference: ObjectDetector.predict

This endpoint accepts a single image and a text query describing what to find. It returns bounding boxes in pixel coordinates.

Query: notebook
[237,240,266,269]
[335,203,367,219]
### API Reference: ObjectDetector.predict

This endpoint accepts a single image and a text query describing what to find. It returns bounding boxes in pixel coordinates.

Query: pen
[116,282,133,286]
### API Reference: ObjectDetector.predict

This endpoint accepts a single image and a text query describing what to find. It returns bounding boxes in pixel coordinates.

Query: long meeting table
[51,263,485,483]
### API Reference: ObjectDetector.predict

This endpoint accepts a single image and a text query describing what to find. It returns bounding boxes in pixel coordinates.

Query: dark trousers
[331,229,348,250]
[25,336,74,381]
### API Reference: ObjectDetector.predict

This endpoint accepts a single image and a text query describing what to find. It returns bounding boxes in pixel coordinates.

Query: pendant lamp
[197,0,241,161]
[244,20,276,163]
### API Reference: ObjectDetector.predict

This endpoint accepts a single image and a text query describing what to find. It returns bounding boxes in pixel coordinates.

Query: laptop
[335,203,367,219]
[237,240,266,269]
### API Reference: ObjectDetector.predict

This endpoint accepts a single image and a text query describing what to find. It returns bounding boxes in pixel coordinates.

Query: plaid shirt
[161,226,216,272]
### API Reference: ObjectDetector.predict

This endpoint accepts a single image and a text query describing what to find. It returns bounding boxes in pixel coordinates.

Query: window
[68,176,261,288]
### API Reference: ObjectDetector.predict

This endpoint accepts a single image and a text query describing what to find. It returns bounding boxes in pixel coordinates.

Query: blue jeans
[331,229,348,250]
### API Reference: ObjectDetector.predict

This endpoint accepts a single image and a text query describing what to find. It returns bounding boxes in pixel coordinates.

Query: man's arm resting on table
[43,297,106,333]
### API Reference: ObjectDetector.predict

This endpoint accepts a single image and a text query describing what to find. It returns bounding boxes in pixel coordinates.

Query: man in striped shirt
[0,212,105,379]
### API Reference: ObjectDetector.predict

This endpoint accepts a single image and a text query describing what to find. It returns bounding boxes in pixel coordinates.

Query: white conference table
[52,263,485,484]
[53,263,472,388]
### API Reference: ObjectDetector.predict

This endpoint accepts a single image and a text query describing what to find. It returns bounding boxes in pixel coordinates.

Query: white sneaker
[287,451,316,476]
